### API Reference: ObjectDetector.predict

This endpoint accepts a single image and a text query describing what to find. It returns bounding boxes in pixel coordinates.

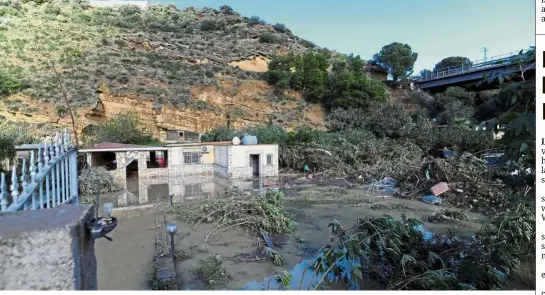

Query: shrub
[89,111,153,145]
[0,69,26,97]
[258,31,277,44]
[248,15,265,26]
[272,23,287,33]
[0,136,14,164]
[119,4,141,16]
[358,104,420,139]
[439,86,475,106]
[79,167,120,197]
[200,126,235,142]
[409,90,435,110]
[219,5,235,15]
[200,18,218,31]
[327,108,367,131]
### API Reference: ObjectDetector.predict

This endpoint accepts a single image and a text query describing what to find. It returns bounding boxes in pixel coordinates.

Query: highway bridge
[412,50,535,92]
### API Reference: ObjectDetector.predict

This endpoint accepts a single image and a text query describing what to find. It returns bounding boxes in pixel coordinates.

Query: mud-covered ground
[95,207,157,290]
[170,185,487,290]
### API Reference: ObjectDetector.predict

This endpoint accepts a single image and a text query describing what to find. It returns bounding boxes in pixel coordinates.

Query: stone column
[0,205,97,290]
[112,152,126,190]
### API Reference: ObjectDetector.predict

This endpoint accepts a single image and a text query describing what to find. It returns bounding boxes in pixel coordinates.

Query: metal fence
[413,51,528,82]
[0,130,79,212]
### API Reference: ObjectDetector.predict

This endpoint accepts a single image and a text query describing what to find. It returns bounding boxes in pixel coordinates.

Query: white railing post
[44,142,51,208]
[70,150,79,204]
[30,151,37,210]
[10,166,18,207]
[6,131,79,212]
[0,173,7,211]
[50,138,57,207]
[38,147,44,209]
[54,133,61,206]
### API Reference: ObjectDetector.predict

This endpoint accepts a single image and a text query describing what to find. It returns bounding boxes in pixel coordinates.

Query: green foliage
[160,189,297,239]
[0,68,26,97]
[266,52,387,108]
[200,18,219,31]
[0,121,39,166]
[433,56,472,71]
[373,42,418,82]
[0,136,14,164]
[199,125,235,142]
[219,5,235,15]
[327,55,387,109]
[88,111,153,146]
[310,209,533,290]
[272,23,287,33]
[476,49,535,174]
[79,167,120,198]
[258,31,278,44]
[248,15,266,26]
[198,255,229,288]
[478,204,535,272]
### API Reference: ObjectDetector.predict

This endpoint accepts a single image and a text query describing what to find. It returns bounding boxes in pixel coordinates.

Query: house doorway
[126,159,139,196]
[249,154,260,178]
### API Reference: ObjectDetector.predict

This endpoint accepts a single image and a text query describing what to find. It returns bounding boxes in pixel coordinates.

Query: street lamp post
[166,222,178,261]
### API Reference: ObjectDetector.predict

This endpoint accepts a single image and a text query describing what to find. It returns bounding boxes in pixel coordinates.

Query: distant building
[89,0,151,10]
[163,129,201,144]
[79,141,279,202]
[364,61,388,81]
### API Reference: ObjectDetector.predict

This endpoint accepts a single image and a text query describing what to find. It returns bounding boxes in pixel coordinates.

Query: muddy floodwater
[167,185,487,290]
[95,207,156,290]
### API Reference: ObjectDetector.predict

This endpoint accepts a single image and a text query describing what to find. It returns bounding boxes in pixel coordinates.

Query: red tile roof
[90,142,144,150]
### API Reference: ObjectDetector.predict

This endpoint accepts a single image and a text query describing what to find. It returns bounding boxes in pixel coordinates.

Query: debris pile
[310,209,534,290]
[158,188,297,242]
[197,255,229,288]
[354,152,511,214]
[427,209,469,223]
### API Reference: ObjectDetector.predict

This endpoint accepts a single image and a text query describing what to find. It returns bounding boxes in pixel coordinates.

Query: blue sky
[155,0,534,73]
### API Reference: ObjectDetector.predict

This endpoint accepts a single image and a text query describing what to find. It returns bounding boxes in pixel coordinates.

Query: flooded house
[79,138,279,205]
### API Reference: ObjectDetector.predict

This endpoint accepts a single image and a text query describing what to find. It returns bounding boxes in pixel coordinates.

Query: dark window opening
[183,152,201,164]
[184,131,200,143]
[92,152,117,171]
[266,154,273,165]
[185,184,202,196]
[146,151,168,168]
[166,130,180,142]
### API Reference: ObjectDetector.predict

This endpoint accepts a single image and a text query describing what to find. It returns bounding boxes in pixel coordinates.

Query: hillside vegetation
[0,0,333,132]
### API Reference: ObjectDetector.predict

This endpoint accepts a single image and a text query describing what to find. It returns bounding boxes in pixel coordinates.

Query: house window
[183,152,201,164]
[266,154,273,165]
[166,131,180,141]
[184,131,200,142]
[185,184,202,196]
[146,151,168,168]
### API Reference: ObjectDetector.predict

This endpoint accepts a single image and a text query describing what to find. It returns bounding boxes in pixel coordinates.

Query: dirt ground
[95,208,157,290]
[169,185,488,290]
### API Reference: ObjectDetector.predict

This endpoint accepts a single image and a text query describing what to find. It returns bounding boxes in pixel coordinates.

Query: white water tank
[242,135,258,145]
[232,137,241,145]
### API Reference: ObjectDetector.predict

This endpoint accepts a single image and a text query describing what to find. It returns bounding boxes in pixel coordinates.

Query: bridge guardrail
[413,50,530,82]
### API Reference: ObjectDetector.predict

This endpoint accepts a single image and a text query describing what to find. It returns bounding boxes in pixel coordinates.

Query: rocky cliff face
[85,78,326,139]
[0,2,326,139]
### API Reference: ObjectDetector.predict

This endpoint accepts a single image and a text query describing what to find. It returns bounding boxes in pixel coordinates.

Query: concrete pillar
[86,153,92,167]
[0,205,97,290]
[112,152,126,190]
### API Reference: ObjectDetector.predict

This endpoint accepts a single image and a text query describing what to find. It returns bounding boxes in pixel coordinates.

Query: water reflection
[101,175,282,208]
